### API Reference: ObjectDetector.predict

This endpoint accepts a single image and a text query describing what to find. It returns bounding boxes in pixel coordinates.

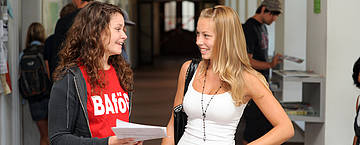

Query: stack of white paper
[112,119,167,141]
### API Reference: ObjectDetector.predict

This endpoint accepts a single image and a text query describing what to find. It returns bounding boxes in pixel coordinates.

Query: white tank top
[178,69,247,145]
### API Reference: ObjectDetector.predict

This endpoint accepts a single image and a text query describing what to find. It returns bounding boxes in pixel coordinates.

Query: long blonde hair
[199,5,270,105]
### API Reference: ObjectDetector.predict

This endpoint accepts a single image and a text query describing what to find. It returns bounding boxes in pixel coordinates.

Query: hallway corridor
[130,57,184,145]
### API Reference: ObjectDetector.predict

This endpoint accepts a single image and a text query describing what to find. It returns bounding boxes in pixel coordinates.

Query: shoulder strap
[357,95,360,111]
[183,59,200,97]
[24,44,42,53]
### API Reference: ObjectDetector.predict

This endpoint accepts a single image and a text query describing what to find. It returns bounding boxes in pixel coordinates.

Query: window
[164,1,176,32]
[182,1,194,31]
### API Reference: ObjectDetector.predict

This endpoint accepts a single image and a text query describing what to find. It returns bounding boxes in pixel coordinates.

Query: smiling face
[196,18,216,60]
[103,13,127,57]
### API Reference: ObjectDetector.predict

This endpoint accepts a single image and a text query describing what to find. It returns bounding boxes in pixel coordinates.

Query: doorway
[137,0,221,64]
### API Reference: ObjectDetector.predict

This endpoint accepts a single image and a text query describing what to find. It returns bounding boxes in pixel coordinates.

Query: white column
[8,0,21,145]
[21,0,42,51]
[276,0,307,71]
[325,0,360,144]
[21,1,43,145]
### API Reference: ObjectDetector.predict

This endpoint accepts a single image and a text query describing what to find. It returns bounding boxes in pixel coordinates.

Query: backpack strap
[357,95,360,112]
[355,95,360,137]
[183,59,200,100]
[24,44,43,54]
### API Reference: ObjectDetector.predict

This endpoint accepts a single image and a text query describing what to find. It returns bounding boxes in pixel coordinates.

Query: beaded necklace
[201,63,221,141]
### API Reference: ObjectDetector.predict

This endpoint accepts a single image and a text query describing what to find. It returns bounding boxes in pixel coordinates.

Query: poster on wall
[0,0,10,95]
[0,0,8,42]
[42,0,71,36]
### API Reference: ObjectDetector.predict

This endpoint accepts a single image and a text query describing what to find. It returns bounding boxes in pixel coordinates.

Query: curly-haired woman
[49,2,141,145]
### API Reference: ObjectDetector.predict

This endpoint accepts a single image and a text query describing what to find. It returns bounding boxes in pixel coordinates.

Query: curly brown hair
[53,1,134,93]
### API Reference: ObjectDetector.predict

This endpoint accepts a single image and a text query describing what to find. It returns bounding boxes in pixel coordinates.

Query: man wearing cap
[241,0,283,144]
[121,8,135,63]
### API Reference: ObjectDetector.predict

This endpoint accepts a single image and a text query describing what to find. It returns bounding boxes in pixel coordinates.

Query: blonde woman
[161,5,293,145]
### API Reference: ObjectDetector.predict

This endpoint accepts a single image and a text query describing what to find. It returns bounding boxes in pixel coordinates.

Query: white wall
[305,1,327,144]
[282,0,307,70]
[227,0,258,22]
[306,0,327,76]
[226,0,237,13]
[1,0,21,145]
[326,0,360,144]
[21,0,42,51]
[21,1,42,145]
[274,0,307,71]
[246,0,258,21]
[238,0,246,22]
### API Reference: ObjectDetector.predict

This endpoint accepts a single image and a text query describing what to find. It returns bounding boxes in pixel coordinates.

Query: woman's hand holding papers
[108,136,143,145]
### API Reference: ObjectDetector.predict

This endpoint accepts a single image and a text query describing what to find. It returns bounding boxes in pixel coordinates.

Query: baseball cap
[261,0,282,13]
[120,8,136,26]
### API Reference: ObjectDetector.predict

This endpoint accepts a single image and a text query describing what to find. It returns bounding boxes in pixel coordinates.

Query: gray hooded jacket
[48,67,132,145]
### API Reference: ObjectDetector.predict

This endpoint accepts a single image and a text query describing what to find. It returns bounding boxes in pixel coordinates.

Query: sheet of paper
[112,119,167,141]
[282,55,304,64]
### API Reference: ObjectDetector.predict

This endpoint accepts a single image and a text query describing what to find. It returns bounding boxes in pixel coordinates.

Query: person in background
[43,0,93,79]
[48,2,142,145]
[353,57,360,145]
[241,0,283,144]
[43,2,77,80]
[120,8,135,63]
[55,0,92,37]
[60,3,77,18]
[161,5,293,145]
[23,22,50,145]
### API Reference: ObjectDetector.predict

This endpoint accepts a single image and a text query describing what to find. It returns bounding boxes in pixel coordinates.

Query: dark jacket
[49,67,132,145]
[43,9,80,78]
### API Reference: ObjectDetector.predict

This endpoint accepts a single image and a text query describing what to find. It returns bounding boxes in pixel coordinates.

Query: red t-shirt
[80,65,129,138]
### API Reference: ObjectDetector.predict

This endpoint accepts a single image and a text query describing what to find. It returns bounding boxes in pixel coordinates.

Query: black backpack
[19,44,51,100]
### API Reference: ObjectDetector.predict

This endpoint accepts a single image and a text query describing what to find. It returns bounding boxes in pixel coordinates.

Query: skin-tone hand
[269,53,283,68]
[108,136,143,145]
[248,53,283,70]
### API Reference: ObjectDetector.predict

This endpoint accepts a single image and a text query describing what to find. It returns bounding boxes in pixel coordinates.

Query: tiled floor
[130,57,183,145]
[130,56,303,145]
